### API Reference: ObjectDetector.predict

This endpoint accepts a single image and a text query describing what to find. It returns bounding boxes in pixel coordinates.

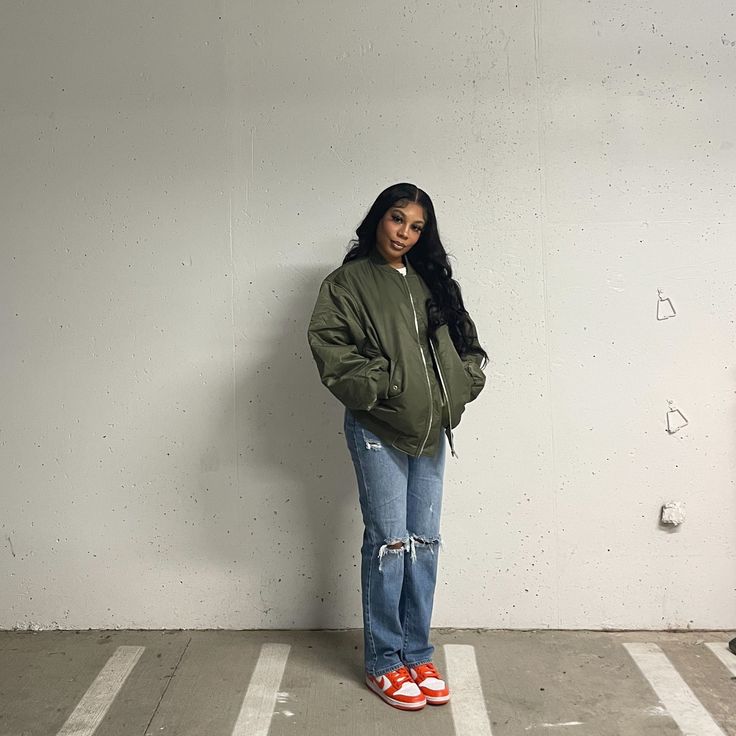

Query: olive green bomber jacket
[307,249,486,458]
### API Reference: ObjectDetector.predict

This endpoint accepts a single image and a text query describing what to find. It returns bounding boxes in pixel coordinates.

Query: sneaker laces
[386,666,412,685]
[414,662,440,679]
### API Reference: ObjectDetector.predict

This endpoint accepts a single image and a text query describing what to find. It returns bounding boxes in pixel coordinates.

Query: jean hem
[403,657,434,669]
[367,662,406,677]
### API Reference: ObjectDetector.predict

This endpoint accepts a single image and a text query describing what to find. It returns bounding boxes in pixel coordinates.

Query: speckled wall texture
[2,1,735,630]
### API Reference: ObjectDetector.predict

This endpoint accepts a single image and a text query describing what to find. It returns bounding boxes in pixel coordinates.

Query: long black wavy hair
[343,183,488,364]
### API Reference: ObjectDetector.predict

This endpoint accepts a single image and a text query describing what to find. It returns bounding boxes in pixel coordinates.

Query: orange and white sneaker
[408,662,451,705]
[365,666,427,710]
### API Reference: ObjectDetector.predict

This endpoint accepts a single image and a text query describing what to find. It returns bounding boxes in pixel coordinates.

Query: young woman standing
[308,183,488,711]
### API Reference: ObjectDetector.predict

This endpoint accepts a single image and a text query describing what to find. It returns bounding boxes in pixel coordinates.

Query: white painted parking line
[231,643,291,736]
[706,642,736,677]
[56,645,144,736]
[624,643,726,736]
[444,644,494,736]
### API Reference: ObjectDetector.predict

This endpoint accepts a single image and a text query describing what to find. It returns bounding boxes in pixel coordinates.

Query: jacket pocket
[433,335,474,427]
[385,358,405,400]
[448,367,472,428]
[368,356,426,436]
[463,358,486,403]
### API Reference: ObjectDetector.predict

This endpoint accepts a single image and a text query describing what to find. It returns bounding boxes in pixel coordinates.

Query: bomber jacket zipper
[401,275,434,457]
[428,338,458,459]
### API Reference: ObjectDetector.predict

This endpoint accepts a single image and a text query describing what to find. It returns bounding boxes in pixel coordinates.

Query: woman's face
[375,201,426,267]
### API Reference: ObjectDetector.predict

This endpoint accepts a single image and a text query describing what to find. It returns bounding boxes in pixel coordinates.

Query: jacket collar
[368,246,416,275]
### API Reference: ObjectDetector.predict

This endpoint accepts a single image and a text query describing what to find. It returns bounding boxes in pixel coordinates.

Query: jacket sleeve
[462,314,487,403]
[307,279,390,411]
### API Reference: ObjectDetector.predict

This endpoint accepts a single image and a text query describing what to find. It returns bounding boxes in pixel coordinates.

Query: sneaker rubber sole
[365,675,427,710]
[425,691,451,705]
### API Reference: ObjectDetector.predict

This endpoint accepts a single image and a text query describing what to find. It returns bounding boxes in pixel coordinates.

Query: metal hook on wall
[665,400,688,434]
[657,289,676,321]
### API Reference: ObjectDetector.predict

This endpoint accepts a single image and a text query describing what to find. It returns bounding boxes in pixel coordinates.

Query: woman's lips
[391,241,405,250]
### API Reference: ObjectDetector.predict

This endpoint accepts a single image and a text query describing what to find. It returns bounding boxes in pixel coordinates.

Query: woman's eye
[413,225,422,232]
[392,214,402,223]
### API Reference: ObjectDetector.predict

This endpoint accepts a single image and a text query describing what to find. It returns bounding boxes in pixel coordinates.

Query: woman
[307,183,488,711]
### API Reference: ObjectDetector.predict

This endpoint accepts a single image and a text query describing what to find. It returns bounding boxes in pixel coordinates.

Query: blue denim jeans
[343,408,446,677]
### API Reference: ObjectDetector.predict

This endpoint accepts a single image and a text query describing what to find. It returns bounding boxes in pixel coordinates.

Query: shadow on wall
[221,262,364,630]
[108,244,474,631]
[125,259,362,631]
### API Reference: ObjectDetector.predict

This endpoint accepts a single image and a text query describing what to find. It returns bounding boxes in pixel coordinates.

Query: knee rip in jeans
[364,439,382,450]
[408,533,443,563]
[376,534,443,571]
[377,537,408,572]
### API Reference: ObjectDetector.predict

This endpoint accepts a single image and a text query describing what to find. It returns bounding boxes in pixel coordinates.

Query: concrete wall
[2,1,734,630]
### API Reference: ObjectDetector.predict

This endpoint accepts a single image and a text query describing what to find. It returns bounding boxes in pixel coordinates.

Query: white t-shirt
[396,266,407,276]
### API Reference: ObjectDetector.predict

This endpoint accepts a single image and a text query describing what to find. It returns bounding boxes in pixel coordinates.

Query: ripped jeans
[344,408,446,677]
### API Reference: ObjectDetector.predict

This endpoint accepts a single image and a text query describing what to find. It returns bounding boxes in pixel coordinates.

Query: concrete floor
[1,630,734,736]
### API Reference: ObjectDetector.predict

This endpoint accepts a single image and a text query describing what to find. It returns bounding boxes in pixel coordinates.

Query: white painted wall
[2,1,734,630]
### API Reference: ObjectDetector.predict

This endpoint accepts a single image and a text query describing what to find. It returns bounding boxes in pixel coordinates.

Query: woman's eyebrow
[391,208,425,225]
